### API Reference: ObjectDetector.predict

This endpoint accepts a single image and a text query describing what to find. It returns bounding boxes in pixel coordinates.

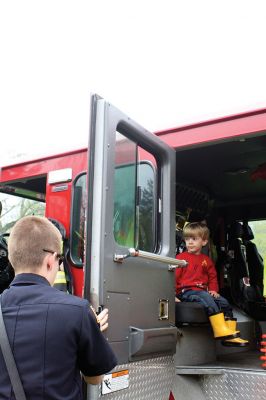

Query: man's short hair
[183,221,209,241]
[8,216,62,272]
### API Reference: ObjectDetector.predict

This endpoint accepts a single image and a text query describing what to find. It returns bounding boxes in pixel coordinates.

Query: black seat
[242,222,264,295]
[228,221,266,320]
[175,302,208,326]
[48,218,73,294]
[0,235,14,293]
[227,222,250,306]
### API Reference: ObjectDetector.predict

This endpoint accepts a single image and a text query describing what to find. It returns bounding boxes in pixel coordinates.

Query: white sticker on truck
[101,369,129,395]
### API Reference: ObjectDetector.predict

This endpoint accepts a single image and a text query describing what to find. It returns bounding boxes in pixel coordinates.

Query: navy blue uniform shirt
[0,273,117,400]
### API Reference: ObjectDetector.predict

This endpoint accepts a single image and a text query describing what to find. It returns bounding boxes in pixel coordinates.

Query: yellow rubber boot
[222,337,249,347]
[225,318,240,335]
[223,319,249,346]
[209,312,239,340]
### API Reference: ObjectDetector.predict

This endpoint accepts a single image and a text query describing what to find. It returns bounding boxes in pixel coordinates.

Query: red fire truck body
[1,148,87,296]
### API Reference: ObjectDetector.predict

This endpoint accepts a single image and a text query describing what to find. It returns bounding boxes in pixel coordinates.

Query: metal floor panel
[98,356,175,399]
[176,350,266,400]
[216,349,263,371]
[177,350,264,375]
[201,371,266,400]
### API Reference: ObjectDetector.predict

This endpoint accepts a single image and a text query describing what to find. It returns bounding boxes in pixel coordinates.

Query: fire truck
[0,95,266,399]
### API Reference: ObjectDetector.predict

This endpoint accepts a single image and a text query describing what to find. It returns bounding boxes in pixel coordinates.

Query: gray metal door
[85,94,183,364]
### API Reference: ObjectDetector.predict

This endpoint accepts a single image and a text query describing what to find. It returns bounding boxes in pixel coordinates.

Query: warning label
[101,369,129,395]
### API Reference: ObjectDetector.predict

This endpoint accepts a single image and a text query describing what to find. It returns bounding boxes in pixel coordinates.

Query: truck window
[248,220,266,261]
[113,132,156,252]
[70,150,155,266]
[0,193,45,235]
[70,136,157,266]
[71,173,86,266]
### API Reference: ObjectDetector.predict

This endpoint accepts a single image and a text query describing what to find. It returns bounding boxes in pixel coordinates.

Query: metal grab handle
[114,248,188,270]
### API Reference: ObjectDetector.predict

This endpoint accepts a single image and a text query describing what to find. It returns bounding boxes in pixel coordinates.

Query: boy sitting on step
[175,221,248,347]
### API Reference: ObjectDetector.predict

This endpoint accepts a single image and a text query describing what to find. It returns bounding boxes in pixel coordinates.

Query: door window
[113,132,157,252]
[70,174,86,266]
[70,134,158,264]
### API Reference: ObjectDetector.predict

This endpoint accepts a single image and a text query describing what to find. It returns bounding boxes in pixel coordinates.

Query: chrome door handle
[114,248,187,270]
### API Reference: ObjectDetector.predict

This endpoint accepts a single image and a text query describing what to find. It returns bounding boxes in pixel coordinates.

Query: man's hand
[98,308,109,332]
[175,297,181,302]
[208,290,220,298]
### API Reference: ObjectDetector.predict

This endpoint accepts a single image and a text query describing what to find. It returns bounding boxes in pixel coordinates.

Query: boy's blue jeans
[178,289,233,318]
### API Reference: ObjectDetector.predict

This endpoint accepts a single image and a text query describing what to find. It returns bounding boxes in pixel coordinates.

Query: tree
[0,194,45,235]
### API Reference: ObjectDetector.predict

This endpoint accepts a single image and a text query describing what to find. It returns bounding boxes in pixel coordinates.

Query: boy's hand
[208,290,220,298]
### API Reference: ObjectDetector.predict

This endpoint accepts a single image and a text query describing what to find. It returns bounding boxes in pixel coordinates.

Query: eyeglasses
[43,249,64,266]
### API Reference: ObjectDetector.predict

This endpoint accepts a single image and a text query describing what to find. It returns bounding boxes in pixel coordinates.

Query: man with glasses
[0,216,117,399]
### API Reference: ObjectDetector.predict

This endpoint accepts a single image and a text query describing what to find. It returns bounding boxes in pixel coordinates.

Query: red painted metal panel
[156,108,266,149]
[0,148,87,183]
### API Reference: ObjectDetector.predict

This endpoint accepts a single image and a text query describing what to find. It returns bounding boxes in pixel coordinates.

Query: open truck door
[84,95,185,399]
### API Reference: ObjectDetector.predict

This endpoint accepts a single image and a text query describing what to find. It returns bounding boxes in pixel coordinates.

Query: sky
[1,1,266,165]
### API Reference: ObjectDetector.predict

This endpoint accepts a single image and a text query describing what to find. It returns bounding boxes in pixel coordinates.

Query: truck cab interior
[173,131,266,372]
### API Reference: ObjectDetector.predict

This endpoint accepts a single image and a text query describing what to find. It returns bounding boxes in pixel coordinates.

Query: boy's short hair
[183,221,209,241]
[8,216,62,272]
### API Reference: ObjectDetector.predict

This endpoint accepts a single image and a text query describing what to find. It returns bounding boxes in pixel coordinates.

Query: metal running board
[174,368,266,400]
[177,366,224,375]
[176,349,263,375]
[201,370,266,400]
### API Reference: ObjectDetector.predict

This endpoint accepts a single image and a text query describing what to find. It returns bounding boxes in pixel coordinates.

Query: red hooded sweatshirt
[175,252,219,295]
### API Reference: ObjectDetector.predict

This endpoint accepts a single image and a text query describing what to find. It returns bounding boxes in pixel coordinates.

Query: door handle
[114,248,187,270]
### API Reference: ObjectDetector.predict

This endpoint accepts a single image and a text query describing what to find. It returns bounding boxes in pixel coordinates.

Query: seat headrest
[229,221,243,239]
[48,218,66,240]
[242,224,254,241]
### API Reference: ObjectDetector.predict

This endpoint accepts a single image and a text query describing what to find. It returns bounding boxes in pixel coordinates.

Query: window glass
[137,158,156,252]
[0,193,45,235]
[113,133,137,248]
[71,174,86,265]
[113,132,157,251]
[70,136,158,263]
[248,220,266,261]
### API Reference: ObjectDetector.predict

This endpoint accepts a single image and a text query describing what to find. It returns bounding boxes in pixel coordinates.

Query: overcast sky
[1,1,266,165]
